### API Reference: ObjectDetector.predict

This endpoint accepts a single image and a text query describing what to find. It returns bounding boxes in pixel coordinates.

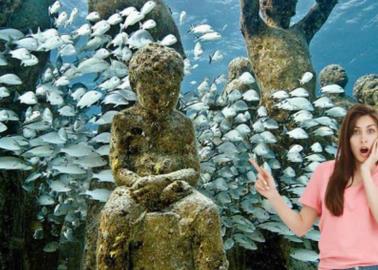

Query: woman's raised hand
[361,137,378,176]
[249,159,279,200]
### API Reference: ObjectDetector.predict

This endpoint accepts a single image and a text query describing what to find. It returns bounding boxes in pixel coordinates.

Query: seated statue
[96,43,228,270]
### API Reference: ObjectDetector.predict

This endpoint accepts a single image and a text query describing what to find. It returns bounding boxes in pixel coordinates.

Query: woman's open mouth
[360,146,370,157]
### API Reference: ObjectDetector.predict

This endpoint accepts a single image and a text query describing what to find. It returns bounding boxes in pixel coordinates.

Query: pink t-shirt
[299,160,378,270]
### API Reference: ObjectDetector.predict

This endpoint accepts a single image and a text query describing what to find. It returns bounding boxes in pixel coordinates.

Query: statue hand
[129,176,170,207]
[160,180,192,206]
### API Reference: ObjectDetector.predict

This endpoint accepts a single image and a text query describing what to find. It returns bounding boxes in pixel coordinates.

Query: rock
[89,0,185,57]
[353,74,378,108]
[319,64,348,88]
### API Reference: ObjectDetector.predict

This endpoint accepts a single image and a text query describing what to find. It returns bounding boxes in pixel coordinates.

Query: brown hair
[325,104,378,216]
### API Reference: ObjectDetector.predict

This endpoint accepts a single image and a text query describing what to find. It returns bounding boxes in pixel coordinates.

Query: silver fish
[123,11,145,29]
[141,1,157,16]
[61,143,95,157]
[77,57,109,74]
[287,128,308,139]
[0,28,24,42]
[0,73,22,85]
[77,91,103,108]
[80,189,111,202]
[107,13,123,25]
[0,156,31,170]
[0,86,10,98]
[159,34,177,46]
[92,170,114,182]
[86,11,101,22]
[0,137,22,151]
[91,20,111,36]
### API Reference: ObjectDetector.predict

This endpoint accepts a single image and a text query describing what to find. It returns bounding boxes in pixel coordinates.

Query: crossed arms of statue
[109,114,200,206]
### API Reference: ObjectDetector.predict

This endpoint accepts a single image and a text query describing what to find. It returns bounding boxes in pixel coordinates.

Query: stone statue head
[129,43,184,114]
[319,64,348,88]
[227,57,253,81]
[353,74,378,108]
[260,0,298,28]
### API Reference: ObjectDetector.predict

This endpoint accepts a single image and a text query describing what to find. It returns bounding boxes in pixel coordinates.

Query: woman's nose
[360,133,368,143]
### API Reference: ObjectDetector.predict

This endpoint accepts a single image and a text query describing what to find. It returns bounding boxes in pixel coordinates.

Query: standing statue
[240,0,337,114]
[96,43,228,270]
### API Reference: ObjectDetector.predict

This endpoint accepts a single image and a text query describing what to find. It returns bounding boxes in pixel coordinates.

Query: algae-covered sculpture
[240,0,337,113]
[319,64,348,88]
[353,74,378,109]
[223,57,259,96]
[96,43,228,270]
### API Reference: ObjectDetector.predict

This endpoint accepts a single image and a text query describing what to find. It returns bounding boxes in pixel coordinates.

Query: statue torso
[116,107,195,176]
[246,25,315,95]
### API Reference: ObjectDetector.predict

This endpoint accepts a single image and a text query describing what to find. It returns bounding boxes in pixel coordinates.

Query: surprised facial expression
[349,115,378,164]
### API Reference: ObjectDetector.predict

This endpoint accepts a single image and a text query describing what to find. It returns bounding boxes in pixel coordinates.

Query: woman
[250,104,378,270]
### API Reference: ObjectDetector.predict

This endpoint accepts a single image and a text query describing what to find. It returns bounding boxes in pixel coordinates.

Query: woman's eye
[368,128,377,134]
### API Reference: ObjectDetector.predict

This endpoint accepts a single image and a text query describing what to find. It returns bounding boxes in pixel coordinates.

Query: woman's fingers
[249,159,263,174]
[256,178,270,191]
[257,175,269,189]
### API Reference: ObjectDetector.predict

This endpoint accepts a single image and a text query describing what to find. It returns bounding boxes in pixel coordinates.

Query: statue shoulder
[113,107,142,126]
[173,110,193,127]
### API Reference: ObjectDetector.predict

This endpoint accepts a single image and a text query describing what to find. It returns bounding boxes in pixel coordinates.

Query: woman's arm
[250,160,318,237]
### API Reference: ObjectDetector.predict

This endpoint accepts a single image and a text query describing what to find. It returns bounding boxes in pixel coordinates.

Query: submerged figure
[353,74,378,110]
[240,0,337,113]
[96,43,228,270]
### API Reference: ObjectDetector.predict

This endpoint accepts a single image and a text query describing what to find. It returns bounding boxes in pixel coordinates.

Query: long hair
[325,104,378,216]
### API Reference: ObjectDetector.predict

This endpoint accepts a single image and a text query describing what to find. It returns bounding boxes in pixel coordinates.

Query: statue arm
[295,0,338,42]
[184,120,201,187]
[109,114,140,187]
[240,0,262,37]
[134,120,200,187]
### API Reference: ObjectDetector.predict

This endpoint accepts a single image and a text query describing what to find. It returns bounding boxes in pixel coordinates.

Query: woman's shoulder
[310,160,336,184]
[314,160,335,172]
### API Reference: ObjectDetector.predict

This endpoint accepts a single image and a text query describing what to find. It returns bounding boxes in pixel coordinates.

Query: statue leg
[173,191,229,270]
[96,187,144,270]
[192,194,229,270]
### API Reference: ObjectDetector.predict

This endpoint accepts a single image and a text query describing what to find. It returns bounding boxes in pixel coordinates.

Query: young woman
[250,104,378,270]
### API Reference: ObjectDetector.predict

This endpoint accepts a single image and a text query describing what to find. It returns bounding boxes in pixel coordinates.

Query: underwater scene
[0,0,377,269]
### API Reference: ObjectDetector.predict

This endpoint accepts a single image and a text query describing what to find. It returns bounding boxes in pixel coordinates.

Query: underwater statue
[319,64,348,88]
[96,43,228,270]
[240,0,337,113]
[222,57,259,97]
[353,74,378,109]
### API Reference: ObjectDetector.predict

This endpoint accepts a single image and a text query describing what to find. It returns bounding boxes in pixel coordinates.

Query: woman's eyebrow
[367,124,378,128]
[354,124,378,128]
